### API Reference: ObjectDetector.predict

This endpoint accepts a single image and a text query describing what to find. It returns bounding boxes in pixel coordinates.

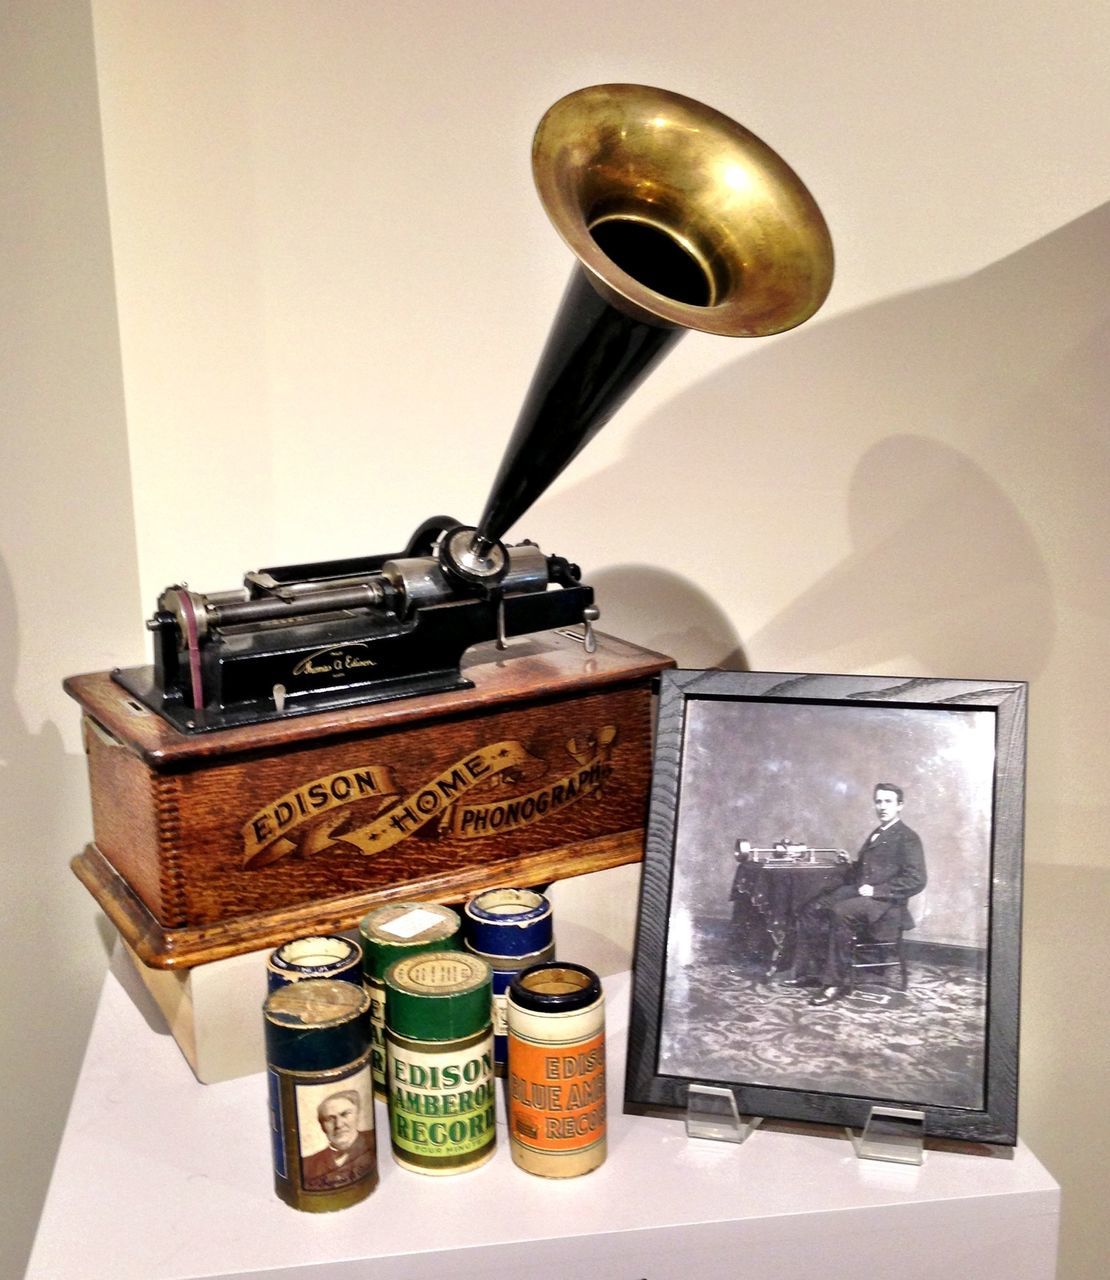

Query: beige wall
[0,4,142,1277]
[6,1,1109,1276]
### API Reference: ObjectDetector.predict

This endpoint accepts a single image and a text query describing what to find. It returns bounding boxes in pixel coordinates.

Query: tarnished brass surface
[533,83,834,336]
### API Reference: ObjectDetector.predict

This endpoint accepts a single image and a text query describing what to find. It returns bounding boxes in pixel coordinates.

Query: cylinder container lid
[508,962,603,1013]
[265,977,370,1027]
[385,950,492,1041]
[465,887,550,925]
[359,902,461,979]
[359,902,461,978]
[263,978,372,1070]
[267,935,360,982]
[464,887,553,957]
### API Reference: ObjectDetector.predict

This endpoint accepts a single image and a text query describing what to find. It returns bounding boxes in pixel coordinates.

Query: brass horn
[461,83,834,570]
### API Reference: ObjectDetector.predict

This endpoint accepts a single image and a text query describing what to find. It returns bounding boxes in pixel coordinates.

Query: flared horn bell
[473,83,834,552]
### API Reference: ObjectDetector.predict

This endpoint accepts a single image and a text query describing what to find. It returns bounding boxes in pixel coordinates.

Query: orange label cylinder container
[506,962,606,1177]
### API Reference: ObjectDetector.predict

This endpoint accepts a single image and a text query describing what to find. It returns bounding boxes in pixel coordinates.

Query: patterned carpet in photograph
[658,947,987,1110]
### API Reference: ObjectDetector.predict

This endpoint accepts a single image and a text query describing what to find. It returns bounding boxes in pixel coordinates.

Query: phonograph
[66,84,833,967]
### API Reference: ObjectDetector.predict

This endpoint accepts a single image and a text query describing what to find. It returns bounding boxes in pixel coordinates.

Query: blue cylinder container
[463,888,555,1072]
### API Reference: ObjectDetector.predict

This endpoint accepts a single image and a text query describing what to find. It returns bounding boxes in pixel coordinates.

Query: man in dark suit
[788,783,927,1006]
[301,1088,375,1189]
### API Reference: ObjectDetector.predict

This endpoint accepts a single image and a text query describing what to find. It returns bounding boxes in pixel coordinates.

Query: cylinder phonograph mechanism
[115,84,834,733]
[736,839,851,866]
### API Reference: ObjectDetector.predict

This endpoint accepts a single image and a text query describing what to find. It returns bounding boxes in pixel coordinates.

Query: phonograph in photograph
[65,84,834,968]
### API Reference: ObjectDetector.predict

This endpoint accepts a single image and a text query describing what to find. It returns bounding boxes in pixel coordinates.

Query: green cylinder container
[358,902,461,1093]
[384,950,496,1175]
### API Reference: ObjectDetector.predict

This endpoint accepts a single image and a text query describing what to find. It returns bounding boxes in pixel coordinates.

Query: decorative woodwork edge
[152,774,189,926]
[72,832,646,970]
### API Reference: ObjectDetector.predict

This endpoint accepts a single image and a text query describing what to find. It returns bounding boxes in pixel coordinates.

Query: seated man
[787,783,927,1006]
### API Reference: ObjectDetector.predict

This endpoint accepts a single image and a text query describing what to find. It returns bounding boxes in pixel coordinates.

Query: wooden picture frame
[625,670,1026,1144]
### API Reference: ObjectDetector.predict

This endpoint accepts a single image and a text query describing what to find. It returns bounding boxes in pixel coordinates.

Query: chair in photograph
[847,920,909,994]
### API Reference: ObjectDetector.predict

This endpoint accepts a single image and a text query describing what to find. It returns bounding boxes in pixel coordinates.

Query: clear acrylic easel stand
[685,1084,762,1144]
[846,1106,926,1165]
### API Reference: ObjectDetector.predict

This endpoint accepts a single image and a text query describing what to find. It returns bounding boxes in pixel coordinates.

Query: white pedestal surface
[28,947,1059,1280]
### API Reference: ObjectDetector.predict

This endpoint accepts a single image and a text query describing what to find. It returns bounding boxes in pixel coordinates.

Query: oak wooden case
[67,630,671,969]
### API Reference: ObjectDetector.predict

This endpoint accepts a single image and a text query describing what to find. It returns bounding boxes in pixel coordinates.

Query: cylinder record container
[359,902,461,1092]
[507,962,606,1178]
[263,978,377,1212]
[266,934,363,991]
[463,887,553,956]
[384,950,495,1175]
[464,887,555,1074]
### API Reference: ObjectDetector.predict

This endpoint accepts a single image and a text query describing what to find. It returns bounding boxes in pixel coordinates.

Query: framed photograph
[625,670,1026,1144]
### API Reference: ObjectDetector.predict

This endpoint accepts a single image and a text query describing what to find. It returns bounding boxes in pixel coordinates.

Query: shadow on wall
[0,557,101,1276]
[533,201,1110,680]
[752,434,1053,676]
[590,565,749,671]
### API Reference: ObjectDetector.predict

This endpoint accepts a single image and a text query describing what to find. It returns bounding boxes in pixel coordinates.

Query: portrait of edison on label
[295,1071,375,1190]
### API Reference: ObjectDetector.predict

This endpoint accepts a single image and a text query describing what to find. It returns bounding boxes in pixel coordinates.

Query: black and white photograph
[626,670,1026,1143]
